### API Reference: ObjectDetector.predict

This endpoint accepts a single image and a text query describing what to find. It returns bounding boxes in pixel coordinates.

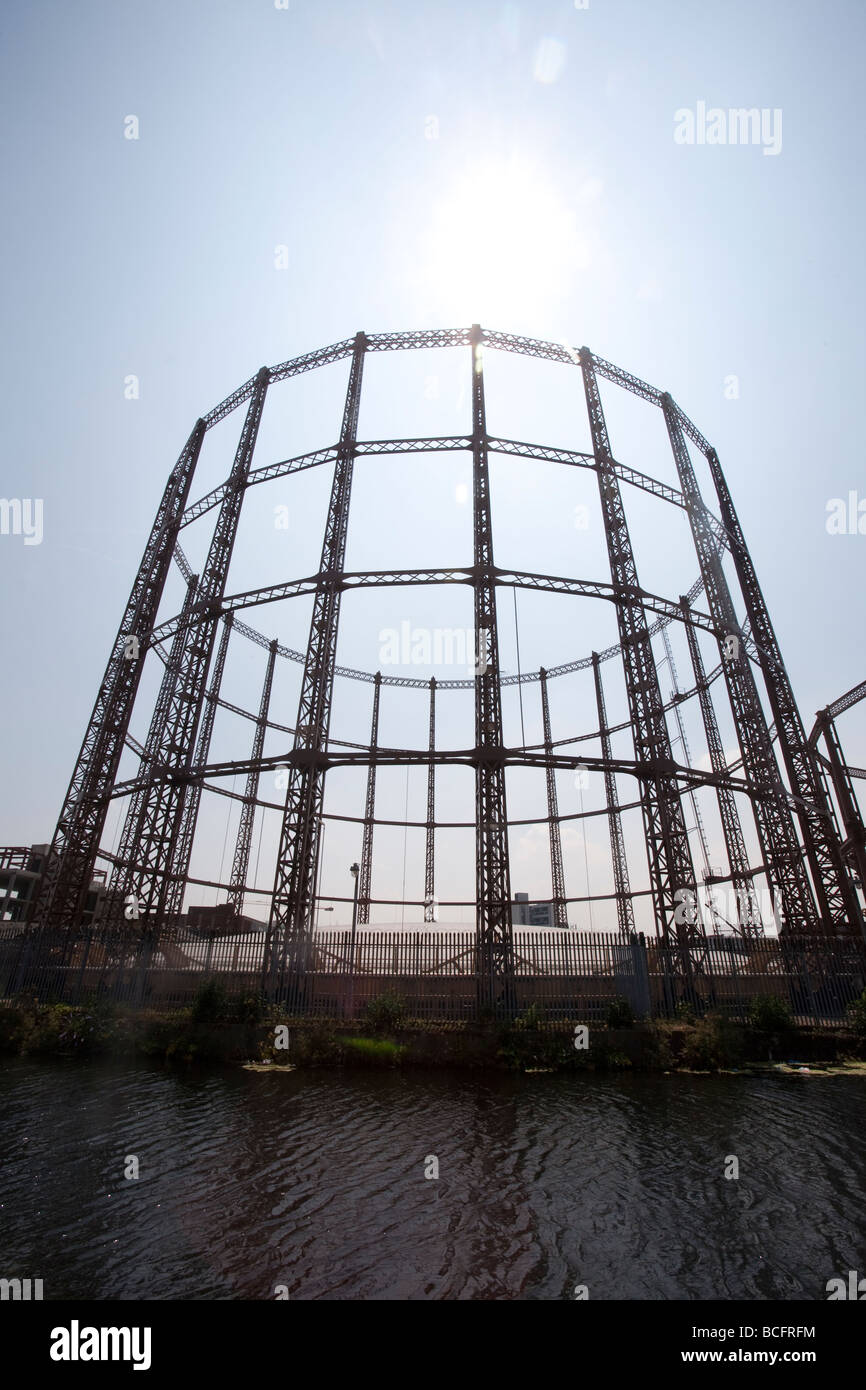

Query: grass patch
[342,1036,405,1065]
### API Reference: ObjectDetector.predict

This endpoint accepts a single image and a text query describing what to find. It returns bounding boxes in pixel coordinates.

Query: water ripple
[0,1060,864,1300]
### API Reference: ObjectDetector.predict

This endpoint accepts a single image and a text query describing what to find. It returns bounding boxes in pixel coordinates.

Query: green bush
[496,1025,578,1071]
[644,1023,675,1070]
[235,992,266,1027]
[588,1037,634,1070]
[137,981,271,1062]
[514,1002,545,1031]
[606,997,634,1028]
[0,1001,30,1051]
[846,990,866,1039]
[138,1012,189,1058]
[607,1050,633,1068]
[20,1000,116,1056]
[190,978,230,1027]
[364,991,407,1034]
[290,1022,342,1066]
[680,1013,743,1071]
[748,994,794,1035]
[747,994,794,1059]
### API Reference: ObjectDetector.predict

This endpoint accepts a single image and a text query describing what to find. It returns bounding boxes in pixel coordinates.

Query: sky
[1,0,864,930]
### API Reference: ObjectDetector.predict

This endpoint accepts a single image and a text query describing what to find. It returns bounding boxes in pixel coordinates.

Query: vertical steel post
[134,370,269,955]
[469,325,515,1012]
[347,862,360,1018]
[660,625,712,878]
[358,672,381,924]
[160,610,235,925]
[228,638,278,914]
[661,396,821,934]
[815,712,866,934]
[99,574,201,956]
[704,441,863,936]
[591,652,636,935]
[266,334,366,999]
[579,349,698,946]
[424,677,436,921]
[680,596,763,935]
[539,668,568,928]
[30,419,207,939]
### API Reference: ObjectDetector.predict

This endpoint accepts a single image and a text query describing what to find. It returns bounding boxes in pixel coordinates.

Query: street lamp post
[348,862,360,1019]
[314,821,327,928]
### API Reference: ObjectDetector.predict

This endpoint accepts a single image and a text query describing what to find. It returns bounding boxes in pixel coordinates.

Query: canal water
[1,1057,863,1300]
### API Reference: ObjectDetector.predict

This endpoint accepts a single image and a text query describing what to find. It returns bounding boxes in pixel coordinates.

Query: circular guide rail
[30,326,864,1006]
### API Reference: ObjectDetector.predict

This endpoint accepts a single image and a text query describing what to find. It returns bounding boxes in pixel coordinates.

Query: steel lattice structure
[25,326,866,1012]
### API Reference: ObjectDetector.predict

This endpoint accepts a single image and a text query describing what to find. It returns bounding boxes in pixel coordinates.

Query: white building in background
[510,891,557,928]
[0,843,106,926]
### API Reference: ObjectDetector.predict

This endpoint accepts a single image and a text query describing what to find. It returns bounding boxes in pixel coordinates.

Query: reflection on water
[0,1058,863,1300]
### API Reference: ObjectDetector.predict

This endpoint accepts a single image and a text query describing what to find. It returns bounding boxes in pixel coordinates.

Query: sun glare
[420,158,595,327]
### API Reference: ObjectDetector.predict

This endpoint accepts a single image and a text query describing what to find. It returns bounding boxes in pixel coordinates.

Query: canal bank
[2,985,865,1074]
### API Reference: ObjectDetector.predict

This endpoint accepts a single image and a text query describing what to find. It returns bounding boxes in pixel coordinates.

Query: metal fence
[2,925,865,1026]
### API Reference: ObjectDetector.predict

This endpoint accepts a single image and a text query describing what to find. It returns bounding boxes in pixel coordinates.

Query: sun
[419,156,595,328]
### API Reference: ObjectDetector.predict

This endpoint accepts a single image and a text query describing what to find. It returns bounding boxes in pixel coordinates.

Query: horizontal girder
[181,431,730,547]
[150,566,720,647]
[188,747,757,799]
